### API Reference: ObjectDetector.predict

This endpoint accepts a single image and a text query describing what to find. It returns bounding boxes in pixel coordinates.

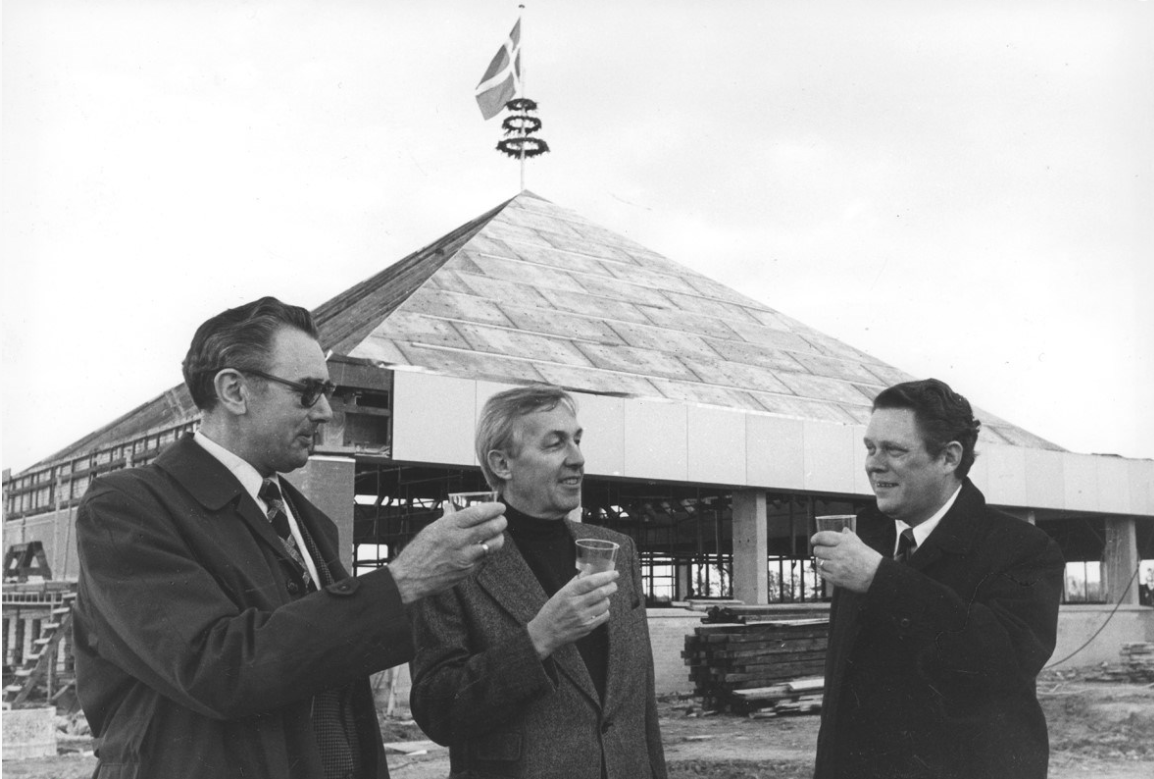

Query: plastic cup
[815,514,856,535]
[575,539,619,574]
[447,491,499,512]
[812,514,857,559]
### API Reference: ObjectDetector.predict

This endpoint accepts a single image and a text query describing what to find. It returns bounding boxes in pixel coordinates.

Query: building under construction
[4,192,1152,703]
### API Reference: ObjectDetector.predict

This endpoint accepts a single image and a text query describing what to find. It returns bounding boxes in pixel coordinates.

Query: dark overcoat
[73,434,414,779]
[408,522,667,779]
[814,479,1065,779]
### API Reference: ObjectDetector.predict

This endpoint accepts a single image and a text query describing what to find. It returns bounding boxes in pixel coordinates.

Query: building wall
[3,509,80,582]
[1048,605,1154,669]
[392,372,1154,518]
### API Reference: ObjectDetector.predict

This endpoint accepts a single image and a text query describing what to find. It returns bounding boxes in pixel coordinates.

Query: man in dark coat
[409,385,667,778]
[73,297,507,779]
[811,378,1064,779]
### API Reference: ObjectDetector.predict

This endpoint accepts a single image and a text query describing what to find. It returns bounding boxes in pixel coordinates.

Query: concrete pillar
[676,562,692,601]
[1105,516,1139,606]
[285,455,357,572]
[732,489,768,605]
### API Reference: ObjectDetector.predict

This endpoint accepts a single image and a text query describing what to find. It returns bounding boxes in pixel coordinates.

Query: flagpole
[518,5,526,192]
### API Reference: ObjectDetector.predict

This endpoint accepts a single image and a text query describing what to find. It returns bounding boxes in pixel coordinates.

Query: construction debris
[1113,642,1154,683]
[730,678,825,716]
[683,618,828,712]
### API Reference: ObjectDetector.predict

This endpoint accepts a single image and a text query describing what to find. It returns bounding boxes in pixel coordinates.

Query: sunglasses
[214,367,337,408]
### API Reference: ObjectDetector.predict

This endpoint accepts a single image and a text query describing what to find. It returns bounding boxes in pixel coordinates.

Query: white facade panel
[1095,456,1133,515]
[983,444,1028,507]
[968,445,991,494]
[622,399,688,482]
[392,371,476,466]
[746,415,805,490]
[850,424,871,495]
[687,405,747,486]
[577,394,626,478]
[802,422,857,494]
[1063,453,1100,512]
[1024,448,1067,511]
[1129,459,1154,516]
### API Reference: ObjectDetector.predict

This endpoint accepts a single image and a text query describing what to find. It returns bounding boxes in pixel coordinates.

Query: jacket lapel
[906,479,980,573]
[154,434,296,566]
[476,530,601,706]
[569,521,628,711]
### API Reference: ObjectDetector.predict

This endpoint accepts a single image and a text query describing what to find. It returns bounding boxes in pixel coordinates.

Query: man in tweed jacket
[409,385,667,779]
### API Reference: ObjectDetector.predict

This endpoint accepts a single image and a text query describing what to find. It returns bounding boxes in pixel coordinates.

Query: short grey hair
[475,384,578,490]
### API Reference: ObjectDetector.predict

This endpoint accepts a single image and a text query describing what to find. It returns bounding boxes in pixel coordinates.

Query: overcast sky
[3,0,1152,474]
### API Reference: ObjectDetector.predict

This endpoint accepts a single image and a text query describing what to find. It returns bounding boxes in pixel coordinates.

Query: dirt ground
[6,670,1153,779]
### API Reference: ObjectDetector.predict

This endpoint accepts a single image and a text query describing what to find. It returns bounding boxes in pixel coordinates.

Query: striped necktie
[258,478,312,589]
[895,528,917,564]
[258,479,359,778]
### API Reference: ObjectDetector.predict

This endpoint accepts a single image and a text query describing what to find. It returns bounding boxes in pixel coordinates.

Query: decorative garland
[495,97,549,159]
[502,114,542,135]
[497,136,550,158]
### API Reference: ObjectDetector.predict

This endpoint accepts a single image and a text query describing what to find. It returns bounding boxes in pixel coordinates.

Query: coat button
[287,581,300,595]
[899,618,911,628]
[601,720,613,734]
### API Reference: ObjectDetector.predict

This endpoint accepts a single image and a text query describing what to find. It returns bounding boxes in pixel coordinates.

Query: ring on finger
[480,542,490,556]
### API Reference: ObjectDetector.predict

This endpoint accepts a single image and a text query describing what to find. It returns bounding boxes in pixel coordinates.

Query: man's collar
[894,483,963,547]
[194,429,267,507]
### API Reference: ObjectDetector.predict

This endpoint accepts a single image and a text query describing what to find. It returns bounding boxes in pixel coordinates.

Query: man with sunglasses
[72,296,507,779]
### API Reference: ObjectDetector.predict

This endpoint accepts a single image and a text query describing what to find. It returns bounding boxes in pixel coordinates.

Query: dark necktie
[259,478,312,588]
[895,528,917,564]
[258,479,359,779]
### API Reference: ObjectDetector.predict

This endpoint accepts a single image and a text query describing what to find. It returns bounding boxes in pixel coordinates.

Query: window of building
[1063,560,1105,604]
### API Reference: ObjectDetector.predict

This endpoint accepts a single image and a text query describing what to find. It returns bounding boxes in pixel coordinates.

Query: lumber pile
[1119,642,1154,683]
[732,677,825,717]
[683,617,829,711]
[1080,643,1154,684]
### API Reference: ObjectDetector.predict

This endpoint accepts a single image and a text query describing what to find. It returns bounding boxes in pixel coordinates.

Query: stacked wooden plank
[683,617,829,711]
[732,677,825,716]
[1119,642,1154,682]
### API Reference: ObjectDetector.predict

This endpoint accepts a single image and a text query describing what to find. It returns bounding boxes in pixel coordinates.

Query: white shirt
[193,430,320,585]
[893,483,963,556]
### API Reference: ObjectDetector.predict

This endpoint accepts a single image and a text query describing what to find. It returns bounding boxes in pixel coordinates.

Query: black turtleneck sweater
[503,500,609,700]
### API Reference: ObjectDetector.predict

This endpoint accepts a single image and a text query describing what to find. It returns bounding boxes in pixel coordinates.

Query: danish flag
[475,20,521,120]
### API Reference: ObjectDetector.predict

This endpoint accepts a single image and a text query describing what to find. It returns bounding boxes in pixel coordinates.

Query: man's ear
[487,449,512,481]
[940,440,964,475]
[213,370,249,416]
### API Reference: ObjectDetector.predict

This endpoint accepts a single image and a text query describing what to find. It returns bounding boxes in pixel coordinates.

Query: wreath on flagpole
[496,98,549,159]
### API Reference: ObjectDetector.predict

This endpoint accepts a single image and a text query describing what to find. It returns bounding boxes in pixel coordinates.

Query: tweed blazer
[814,479,1065,779]
[408,521,667,779]
[73,434,414,779]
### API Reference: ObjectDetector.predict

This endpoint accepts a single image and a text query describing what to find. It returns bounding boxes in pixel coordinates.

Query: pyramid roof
[312,191,1061,451]
[36,191,1061,467]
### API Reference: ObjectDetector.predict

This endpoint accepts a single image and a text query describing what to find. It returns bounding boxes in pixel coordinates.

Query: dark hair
[476,384,578,490]
[872,378,981,478]
[182,296,318,410]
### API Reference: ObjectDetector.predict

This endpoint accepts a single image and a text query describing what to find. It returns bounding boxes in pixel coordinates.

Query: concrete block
[2,707,57,760]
